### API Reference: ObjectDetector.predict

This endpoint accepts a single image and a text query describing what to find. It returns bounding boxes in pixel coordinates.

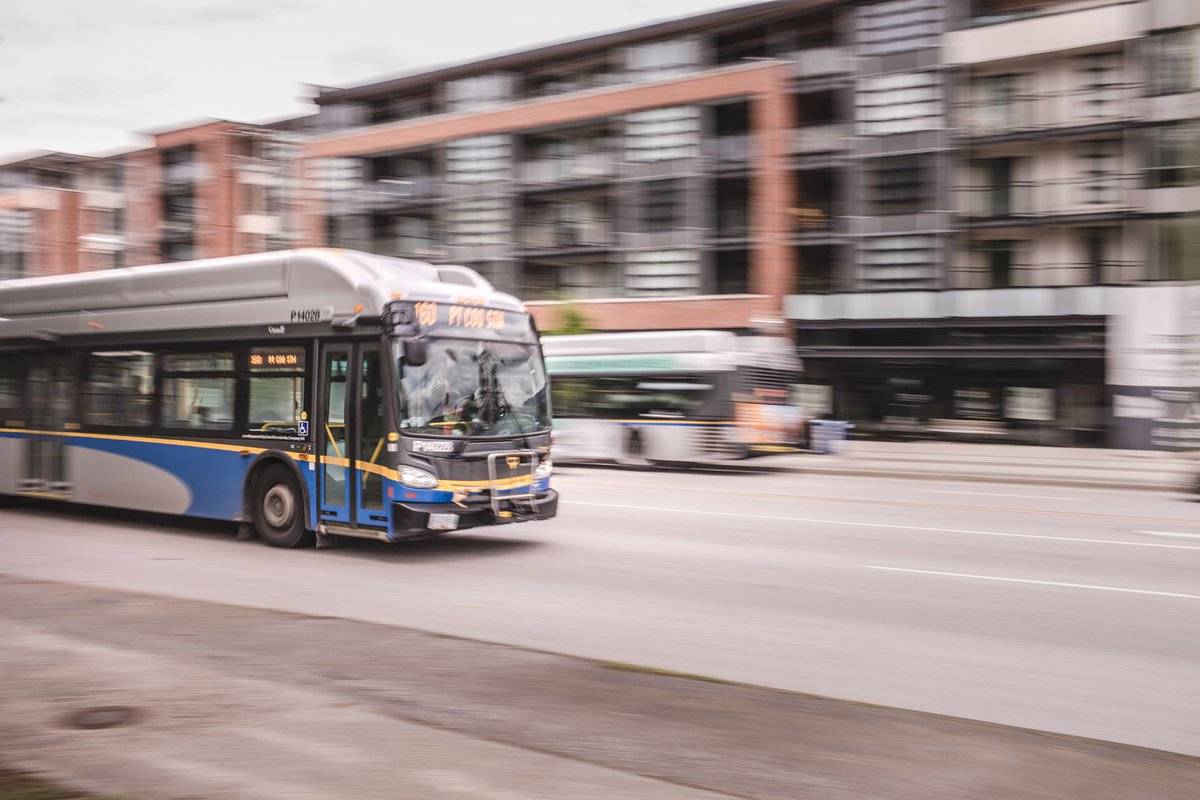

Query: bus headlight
[534,459,553,479]
[398,465,439,489]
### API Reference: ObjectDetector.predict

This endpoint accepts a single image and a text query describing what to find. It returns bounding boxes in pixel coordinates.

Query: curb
[559,460,1190,493]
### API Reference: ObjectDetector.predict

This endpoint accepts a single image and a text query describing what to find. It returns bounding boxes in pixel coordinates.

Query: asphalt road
[2,467,1198,755]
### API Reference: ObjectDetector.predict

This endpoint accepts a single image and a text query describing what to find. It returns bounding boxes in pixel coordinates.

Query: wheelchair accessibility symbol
[297,420,310,436]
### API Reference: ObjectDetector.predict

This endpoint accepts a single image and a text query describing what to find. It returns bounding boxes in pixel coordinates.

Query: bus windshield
[395,338,551,437]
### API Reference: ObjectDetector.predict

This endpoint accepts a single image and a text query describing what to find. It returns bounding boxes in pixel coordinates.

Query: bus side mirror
[403,338,428,367]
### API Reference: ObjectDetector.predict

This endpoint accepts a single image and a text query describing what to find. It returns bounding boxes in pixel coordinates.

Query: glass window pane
[84,351,154,427]
[359,347,385,511]
[249,376,305,435]
[163,352,234,372]
[0,354,25,423]
[162,377,235,430]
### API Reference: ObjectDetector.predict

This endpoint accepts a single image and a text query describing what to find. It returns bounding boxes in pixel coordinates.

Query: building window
[83,351,155,427]
[248,347,306,436]
[857,71,942,136]
[445,74,512,112]
[625,106,700,162]
[974,73,1022,132]
[0,354,25,424]
[1078,140,1119,205]
[1082,227,1113,285]
[982,239,1016,288]
[857,0,943,56]
[161,352,236,431]
[1149,28,1197,96]
[1073,52,1123,122]
[1152,215,1200,281]
[641,180,683,232]
[446,135,510,183]
[859,235,940,290]
[869,154,933,216]
[1147,121,1200,188]
[624,250,700,296]
[626,38,699,82]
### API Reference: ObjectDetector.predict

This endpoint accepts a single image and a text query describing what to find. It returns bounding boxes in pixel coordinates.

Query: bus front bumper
[391,489,559,537]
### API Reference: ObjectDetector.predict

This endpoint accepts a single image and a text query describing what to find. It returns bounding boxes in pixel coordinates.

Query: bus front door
[318,343,388,531]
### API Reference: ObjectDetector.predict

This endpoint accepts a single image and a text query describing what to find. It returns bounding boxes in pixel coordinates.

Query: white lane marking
[566,500,1200,551]
[925,489,1072,501]
[863,565,1200,601]
[1138,530,1200,540]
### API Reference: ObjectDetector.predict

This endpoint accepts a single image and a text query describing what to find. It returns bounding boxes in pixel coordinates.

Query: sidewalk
[755,441,1197,491]
[3,577,1197,800]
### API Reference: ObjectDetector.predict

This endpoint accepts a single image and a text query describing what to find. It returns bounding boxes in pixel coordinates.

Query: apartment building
[0,117,309,277]
[0,152,86,278]
[300,0,850,332]
[786,0,1200,449]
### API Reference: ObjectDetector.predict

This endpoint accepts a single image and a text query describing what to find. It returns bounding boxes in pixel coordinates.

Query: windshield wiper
[479,350,530,447]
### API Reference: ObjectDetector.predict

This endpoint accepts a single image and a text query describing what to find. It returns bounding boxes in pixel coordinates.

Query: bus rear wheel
[252,464,311,548]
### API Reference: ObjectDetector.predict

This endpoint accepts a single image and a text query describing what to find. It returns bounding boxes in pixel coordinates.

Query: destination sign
[249,347,305,372]
[397,301,533,342]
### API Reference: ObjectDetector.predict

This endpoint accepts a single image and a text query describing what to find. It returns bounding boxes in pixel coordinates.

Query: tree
[545,303,590,336]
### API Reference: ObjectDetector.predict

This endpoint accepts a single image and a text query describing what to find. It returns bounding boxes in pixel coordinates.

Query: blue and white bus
[543,330,804,465]
[0,249,557,547]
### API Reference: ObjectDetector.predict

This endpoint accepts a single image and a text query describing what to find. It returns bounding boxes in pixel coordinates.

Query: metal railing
[519,221,612,250]
[954,173,1142,219]
[355,177,436,209]
[516,154,617,184]
[954,83,1141,137]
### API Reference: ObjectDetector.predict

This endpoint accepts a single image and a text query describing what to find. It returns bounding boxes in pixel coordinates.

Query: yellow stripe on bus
[0,428,537,491]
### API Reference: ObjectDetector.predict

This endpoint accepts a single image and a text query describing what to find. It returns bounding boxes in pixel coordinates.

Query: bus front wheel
[252,464,311,548]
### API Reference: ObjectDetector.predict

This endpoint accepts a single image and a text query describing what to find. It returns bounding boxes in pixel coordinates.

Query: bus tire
[252,463,311,548]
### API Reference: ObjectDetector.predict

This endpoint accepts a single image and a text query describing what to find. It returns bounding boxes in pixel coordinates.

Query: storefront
[787,285,1200,450]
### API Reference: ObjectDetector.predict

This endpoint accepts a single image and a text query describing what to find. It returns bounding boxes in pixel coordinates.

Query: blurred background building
[1,0,1198,449]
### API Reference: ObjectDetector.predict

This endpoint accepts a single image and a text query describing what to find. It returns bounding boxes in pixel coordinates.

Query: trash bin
[809,420,853,455]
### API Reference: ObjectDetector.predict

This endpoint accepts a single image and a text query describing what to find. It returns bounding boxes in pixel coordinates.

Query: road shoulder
[1,575,1196,800]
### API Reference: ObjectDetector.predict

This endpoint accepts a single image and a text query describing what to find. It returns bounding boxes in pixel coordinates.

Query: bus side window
[83,350,155,428]
[0,353,25,426]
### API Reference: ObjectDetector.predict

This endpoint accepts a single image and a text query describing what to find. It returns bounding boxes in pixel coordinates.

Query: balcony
[520,221,612,253]
[237,157,284,187]
[791,124,849,155]
[955,85,1140,141]
[355,177,436,210]
[78,233,125,252]
[161,162,206,187]
[947,1,1141,64]
[82,189,125,210]
[955,173,1142,225]
[703,135,752,166]
[789,46,850,79]
[516,154,617,185]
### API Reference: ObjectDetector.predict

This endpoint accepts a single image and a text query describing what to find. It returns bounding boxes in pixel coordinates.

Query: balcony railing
[955,173,1142,220]
[162,162,206,186]
[703,135,751,164]
[516,154,617,184]
[789,46,850,78]
[355,177,436,209]
[791,124,850,155]
[949,260,1143,289]
[520,222,612,251]
[955,84,1140,138]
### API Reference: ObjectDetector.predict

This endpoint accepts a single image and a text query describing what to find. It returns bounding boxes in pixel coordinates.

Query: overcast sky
[0,0,748,158]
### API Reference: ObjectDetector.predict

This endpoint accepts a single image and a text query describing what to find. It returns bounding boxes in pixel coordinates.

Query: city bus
[542,330,804,464]
[0,249,557,547]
